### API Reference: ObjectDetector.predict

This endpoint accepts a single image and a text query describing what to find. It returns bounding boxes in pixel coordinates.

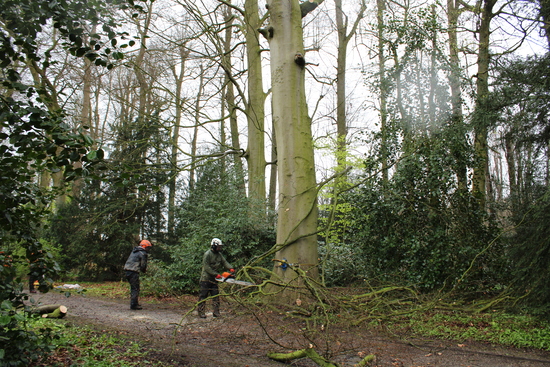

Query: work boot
[198,303,206,318]
[213,304,220,317]
[130,304,142,310]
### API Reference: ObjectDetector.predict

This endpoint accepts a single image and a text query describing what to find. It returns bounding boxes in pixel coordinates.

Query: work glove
[215,274,222,279]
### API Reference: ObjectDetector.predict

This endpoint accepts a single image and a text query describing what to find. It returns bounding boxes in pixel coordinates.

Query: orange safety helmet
[139,239,152,248]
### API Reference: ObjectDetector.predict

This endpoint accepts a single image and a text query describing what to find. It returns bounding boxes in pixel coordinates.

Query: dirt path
[29,290,550,367]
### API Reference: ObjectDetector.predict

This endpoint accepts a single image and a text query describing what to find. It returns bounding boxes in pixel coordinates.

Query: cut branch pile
[267,348,375,366]
[268,347,336,366]
[218,263,519,366]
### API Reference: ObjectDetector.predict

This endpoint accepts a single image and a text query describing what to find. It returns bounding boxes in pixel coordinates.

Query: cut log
[33,304,63,315]
[33,304,68,319]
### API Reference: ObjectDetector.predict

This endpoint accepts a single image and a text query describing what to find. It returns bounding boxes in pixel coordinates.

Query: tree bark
[446,0,468,192]
[168,43,189,234]
[268,118,278,214]
[245,0,267,213]
[267,0,319,291]
[189,66,205,191]
[539,0,550,48]
[26,47,66,207]
[334,0,365,172]
[73,26,96,200]
[223,4,246,190]
[376,0,389,186]
[472,0,496,210]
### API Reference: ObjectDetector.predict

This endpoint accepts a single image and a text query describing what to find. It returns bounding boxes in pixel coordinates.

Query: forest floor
[28,287,550,367]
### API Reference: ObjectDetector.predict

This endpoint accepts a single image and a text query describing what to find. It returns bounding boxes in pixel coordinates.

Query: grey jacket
[124,246,148,273]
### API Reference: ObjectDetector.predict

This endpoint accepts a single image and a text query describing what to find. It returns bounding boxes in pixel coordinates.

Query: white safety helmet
[211,238,223,250]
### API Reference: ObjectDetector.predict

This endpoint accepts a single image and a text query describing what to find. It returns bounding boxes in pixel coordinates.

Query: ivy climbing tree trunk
[266,0,319,291]
[472,0,496,209]
[446,0,468,192]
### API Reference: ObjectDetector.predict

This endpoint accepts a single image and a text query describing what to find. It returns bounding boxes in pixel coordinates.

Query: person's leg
[210,282,220,317]
[29,275,36,293]
[126,271,141,309]
[198,281,210,318]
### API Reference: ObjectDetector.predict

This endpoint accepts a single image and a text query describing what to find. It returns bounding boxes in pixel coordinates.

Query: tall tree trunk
[376,0,389,185]
[267,0,319,290]
[189,66,205,191]
[168,43,189,234]
[26,56,66,207]
[472,0,495,209]
[334,0,365,171]
[329,0,365,245]
[428,5,437,131]
[133,4,153,123]
[539,0,550,48]
[130,2,154,233]
[73,28,96,200]
[223,4,245,190]
[335,0,348,174]
[268,118,278,215]
[446,0,468,191]
[245,0,267,214]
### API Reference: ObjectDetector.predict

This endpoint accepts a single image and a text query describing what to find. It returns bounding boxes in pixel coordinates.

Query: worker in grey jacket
[198,238,233,318]
[124,239,152,310]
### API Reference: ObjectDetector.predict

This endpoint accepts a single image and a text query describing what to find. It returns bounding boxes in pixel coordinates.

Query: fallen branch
[356,353,376,366]
[267,348,337,367]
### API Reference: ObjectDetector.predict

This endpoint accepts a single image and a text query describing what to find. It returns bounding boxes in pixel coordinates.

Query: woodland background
[1,0,550,362]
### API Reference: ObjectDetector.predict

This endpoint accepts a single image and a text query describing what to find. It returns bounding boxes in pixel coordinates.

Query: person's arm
[222,255,232,271]
[202,251,218,277]
[140,252,148,273]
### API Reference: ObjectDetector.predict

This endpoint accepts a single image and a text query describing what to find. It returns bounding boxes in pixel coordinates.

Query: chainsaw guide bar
[216,277,255,286]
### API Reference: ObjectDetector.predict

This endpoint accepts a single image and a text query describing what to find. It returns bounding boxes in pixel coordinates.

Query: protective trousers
[125,270,140,308]
[198,281,220,317]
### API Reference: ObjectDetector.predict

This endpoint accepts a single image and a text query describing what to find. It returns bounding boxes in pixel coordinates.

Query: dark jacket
[200,249,232,282]
[124,246,148,273]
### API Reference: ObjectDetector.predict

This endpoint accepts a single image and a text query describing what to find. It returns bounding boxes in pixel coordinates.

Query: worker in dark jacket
[124,239,152,310]
[198,238,233,318]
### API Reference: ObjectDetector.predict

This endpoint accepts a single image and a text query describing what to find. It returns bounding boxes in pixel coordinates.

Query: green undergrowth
[28,318,171,367]
[75,281,127,299]
[72,281,189,305]
[385,310,550,351]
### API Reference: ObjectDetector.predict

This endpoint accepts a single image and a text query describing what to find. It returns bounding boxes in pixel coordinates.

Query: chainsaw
[216,271,255,286]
